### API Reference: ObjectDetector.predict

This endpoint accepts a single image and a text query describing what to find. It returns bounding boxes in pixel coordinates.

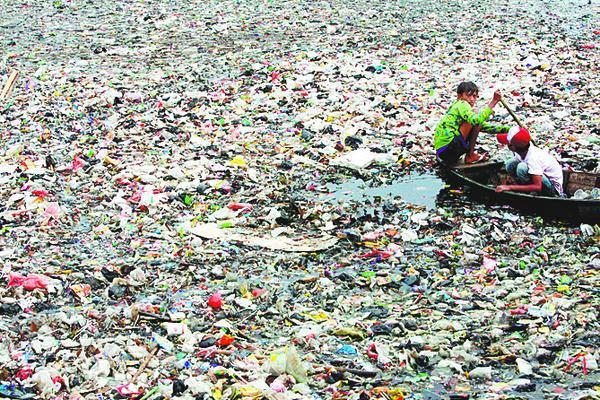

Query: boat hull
[440,162,600,224]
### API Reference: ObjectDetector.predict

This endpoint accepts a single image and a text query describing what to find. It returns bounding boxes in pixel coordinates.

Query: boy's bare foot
[465,152,490,164]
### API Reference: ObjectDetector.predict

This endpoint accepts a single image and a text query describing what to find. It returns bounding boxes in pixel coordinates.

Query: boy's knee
[516,162,529,175]
[459,122,473,137]
[505,159,518,173]
[459,122,483,137]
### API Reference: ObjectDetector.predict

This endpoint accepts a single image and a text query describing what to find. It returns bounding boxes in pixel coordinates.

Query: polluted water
[0,0,599,399]
[321,174,445,209]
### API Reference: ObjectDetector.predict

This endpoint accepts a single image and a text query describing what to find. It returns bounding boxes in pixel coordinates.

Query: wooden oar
[500,98,525,128]
[500,97,536,145]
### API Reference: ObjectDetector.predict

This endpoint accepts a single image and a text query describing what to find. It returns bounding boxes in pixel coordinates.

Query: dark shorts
[436,135,469,164]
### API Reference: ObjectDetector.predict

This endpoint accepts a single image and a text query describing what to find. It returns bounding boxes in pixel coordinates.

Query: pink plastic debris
[8,273,50,291]
[116,382,142,399]
[44,202,61,220]
[71,156,84,172]
[482,256,498,273]
[270,380,286,392]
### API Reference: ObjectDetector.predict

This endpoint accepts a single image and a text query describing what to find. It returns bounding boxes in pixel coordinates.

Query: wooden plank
[0,70,19,100]
[562,170,600,196]
[452,161,499,170]
[568,172,598,186]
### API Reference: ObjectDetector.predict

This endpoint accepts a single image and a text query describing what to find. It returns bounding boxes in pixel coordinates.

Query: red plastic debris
[207,292,223,309]
[15,368,33,381]
[366,343,380,361]
[31,189,50,199]
[216,334,235,347]
[359,249,393,259]
[509,305,528,315]
[227,203,254,212]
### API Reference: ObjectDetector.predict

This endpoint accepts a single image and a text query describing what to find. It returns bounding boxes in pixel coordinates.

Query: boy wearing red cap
[434,82,510,164]
[496,127,564,196]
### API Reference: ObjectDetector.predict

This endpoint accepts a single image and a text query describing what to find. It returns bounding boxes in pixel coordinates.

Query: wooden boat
[439,161,600,223]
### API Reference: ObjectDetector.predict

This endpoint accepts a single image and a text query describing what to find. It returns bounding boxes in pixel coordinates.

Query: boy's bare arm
[488,91,501,110]
[496,175,543,193]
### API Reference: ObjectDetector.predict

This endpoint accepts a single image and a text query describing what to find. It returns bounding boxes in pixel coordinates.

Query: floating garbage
[0,0,598,399]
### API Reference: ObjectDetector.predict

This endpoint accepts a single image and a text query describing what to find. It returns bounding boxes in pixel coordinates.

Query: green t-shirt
[434,100,510,150]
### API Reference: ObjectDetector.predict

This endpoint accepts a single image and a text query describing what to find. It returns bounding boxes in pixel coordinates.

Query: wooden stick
[0,70,19,100]
[132,346,158,383]
[500,98,536,145]
[500,98,525,128]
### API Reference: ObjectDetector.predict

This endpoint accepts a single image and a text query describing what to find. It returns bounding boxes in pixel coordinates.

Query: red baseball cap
[497,126,531,147]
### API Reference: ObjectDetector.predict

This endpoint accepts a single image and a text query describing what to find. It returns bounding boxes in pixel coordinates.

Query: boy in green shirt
[434,82,510,164]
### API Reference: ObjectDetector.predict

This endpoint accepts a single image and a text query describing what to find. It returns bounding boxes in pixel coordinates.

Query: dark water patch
[321,174,445,209]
